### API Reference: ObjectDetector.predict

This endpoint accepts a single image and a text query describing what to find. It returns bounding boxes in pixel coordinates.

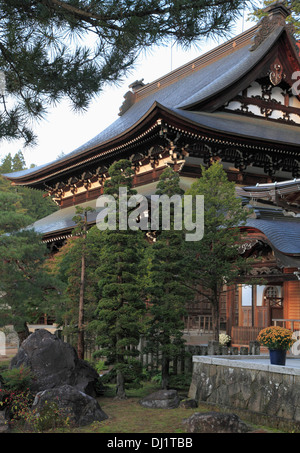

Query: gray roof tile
[3,25,292,181]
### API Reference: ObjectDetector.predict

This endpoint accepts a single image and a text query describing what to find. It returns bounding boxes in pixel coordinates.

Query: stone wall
[188,356,300,422]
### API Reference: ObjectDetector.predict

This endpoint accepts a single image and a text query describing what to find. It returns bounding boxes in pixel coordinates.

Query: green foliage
[0,366,70,432]
[24,400,72,432]
[103,159,136,197]
[0,157,62,337]
[71,205,96,359]
[0,151,25,173]
[0,366,33,392]
[0,227,61,335]
[0,0,248,145]
[0,390,71,432]
[72,205,95,236]
[155,167,184,198]
[17,186,58,223]
[48,232,101,342]
[89,159,146,398]
[168,372,192,390]
[151,372,163,385]
[0,191,32,233]
[0,365,34,427]
[0,389,34,426]
[0,151,58,224]
[88,359,108,374]
[185,162,251,339]
[145,167,192,389]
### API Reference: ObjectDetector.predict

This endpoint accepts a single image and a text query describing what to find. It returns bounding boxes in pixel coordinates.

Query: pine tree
[185,162,250,341]
[0,151,25,173]
[0,153,13,174]
[90,159,146,398]
[72,205,95,359]
[0,0,248,145]
[46,234,100,350]
[18,186,58,223]
[0,191,60,342]
[0,151,59,341]
[145,166,192,389]
[12,151,26,172]
[0,191,32,234]
[0,151,58,222]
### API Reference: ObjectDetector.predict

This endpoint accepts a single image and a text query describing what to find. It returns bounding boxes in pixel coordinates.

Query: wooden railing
[184,315,213,334]
[231,319,300,346]
[231,326,262,346]
[272,319,300,331]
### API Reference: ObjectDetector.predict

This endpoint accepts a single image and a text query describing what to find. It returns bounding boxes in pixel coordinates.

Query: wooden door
[270,298,284,326]
[256,306,269,327]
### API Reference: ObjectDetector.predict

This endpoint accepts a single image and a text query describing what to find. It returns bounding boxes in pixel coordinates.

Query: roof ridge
[134,24,259,101]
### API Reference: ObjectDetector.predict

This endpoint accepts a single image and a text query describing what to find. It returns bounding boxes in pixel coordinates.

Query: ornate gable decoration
[223,75,300,125]
[222,2,300,127]
[269,59,286,86]
[250,2,294,52]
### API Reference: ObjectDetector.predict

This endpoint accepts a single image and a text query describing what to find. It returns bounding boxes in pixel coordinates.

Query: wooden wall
[284,279,300,331]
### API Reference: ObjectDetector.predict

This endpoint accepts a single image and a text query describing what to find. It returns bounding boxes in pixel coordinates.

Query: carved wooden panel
[223,76,300,125]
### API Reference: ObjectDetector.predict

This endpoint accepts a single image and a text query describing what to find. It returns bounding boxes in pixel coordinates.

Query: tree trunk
[116,369,126,399]
[77,211,87,360]
[211,300,220,342]
[77,248,85,360]
[16,322,30,345]
[161,352,169,389]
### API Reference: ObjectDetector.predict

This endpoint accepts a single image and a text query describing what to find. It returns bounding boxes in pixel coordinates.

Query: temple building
[3,2,300,344]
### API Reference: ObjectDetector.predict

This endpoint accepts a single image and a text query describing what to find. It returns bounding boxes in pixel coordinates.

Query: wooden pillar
[252,285,257,327]
[226,285,236,335]
[238,284,243,326]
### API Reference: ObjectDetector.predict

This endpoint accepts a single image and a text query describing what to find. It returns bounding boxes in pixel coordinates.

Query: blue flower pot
[269,349,286,366]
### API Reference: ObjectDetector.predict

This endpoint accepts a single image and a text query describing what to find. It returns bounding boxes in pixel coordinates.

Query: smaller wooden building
[228,179,300,344]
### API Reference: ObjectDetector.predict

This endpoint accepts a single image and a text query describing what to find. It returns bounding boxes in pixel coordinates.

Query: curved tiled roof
[29,197,300,264]
[5,21,298,184]
[245,217,300,255]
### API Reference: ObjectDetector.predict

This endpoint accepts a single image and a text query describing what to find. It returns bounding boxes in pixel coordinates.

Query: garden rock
[179,398,198,409]
[139,389,180,409]
[183,411,250,433]
[31,385,108,427]
[10,329,100,397]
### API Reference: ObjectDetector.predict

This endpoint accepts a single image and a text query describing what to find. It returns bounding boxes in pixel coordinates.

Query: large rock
[10,329,100,397]
[139,389,180,409]
[31,385,108,427]
[183,412,250,433]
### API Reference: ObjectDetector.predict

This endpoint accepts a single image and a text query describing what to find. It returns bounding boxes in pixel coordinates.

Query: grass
[67,381,289,434]
[76,382,199,434]
[1,357,299,434]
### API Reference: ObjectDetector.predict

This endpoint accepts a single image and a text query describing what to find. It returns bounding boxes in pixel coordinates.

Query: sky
[0,9,257,170]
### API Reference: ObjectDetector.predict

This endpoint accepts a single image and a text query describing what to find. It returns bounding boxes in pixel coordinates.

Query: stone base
[189,355,300,423]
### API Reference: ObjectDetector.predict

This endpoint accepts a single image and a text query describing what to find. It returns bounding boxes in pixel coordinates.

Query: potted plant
[257,326,295,366]
[219,333,231,347]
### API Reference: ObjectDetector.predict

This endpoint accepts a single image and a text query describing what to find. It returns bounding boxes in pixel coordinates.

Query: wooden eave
[239,179,300,213]
[6,101,300,191]
[5,18,300,190]
[6,103,165,188]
